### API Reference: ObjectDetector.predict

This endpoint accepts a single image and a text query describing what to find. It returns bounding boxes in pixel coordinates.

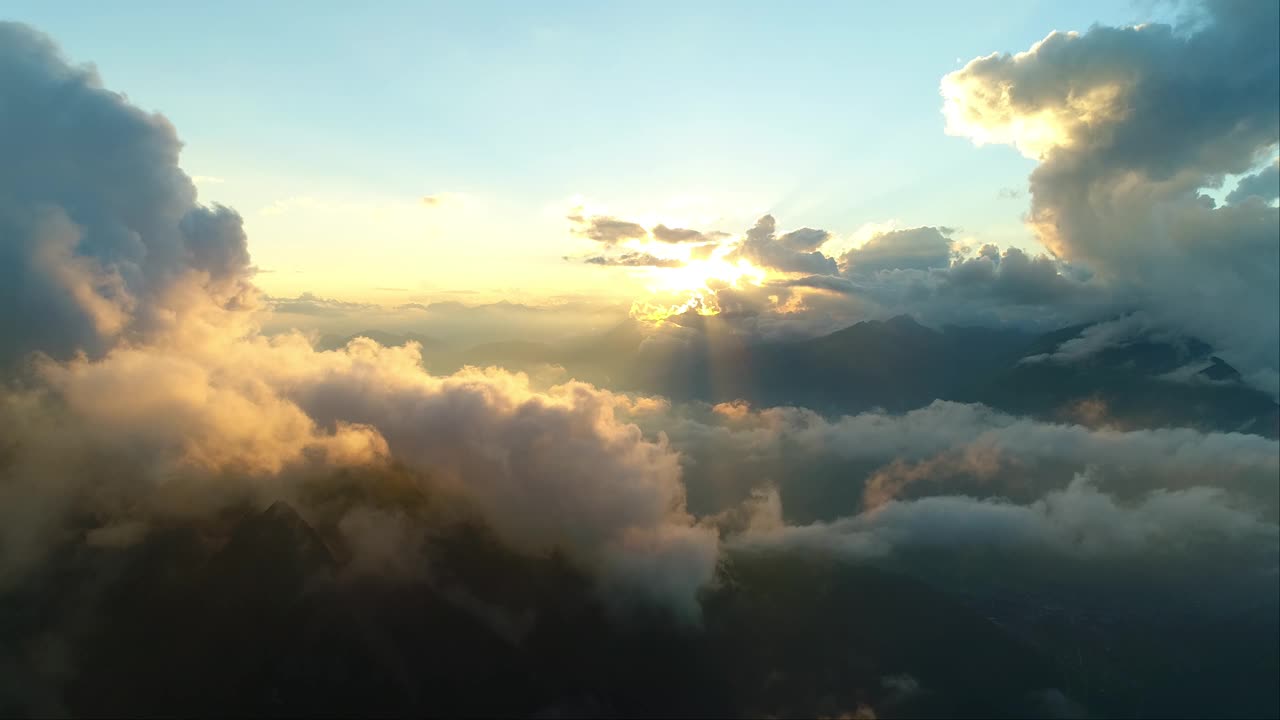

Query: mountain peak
[1199,356,1243,382]
[207,501,337,600]
[263,499,306,524]
[885,314,922,329]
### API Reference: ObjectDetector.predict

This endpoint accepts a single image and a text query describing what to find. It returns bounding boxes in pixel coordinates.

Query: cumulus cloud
[733,472,1277,562]
[619,398,1280,523]
[0,22,255,366]
[938,246,1090,306]
[600,210,1110,344]
[941,0,1280,379]
[842,227,954,274]
[776,227,831,252]
[0,332,720,619]
[0,23,719,621]
[732,215,839,275]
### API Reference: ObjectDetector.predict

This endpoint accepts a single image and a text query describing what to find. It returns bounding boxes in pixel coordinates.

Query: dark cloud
[939,247,1087,305]
[842,226,955,274]
[584,252,683,268]
[651,224,707,243]
[0,22,255,365]
[732,215,839,275]
[943,0,1280,385]
[774,274,860,294]
[669,213,1106,343]
[776,227,831,252]
[572,215,648,245]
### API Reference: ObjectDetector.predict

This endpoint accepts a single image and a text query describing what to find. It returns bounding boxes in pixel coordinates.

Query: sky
[0,6,1278,715]
[2,0,1191,304]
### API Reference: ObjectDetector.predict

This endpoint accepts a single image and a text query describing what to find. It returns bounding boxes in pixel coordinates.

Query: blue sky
[3,0,1183,301]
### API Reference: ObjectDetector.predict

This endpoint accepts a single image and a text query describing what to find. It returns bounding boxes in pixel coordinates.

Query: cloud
[733,472,1277,562]
[571,215,649,245]
[651,224,709,243]
[0,334,720,620]
[3,9,1278,645]
[619,398,1280,523]
[732,215,839,275]
[0,22,256,366]
[1019,311,1184,365]
[598,209,1110,344]
[776,227,831,252]
[842,227,954,274]
[583,252,683,268]
[938,246,1089,306]
[0,24,717,622]
[941,0,1280,381]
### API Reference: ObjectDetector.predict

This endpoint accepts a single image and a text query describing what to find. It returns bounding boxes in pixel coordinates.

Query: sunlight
[629,292,720,323]
[653,256,766,293]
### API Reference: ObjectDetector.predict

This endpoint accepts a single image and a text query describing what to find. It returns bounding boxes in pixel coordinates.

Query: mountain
[329,314,1278,438]
[971,329,1278,437]
[5,501,1275,717]
[3,503,1076,718]
[1200,356,1243,382]
[730,315,1031,412]
[571,314,1278,438]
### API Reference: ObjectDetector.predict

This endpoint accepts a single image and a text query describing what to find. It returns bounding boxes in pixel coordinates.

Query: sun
[627,246,768,323]
[649,246,767,293]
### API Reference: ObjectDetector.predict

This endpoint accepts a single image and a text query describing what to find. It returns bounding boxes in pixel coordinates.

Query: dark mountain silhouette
[3,503,1074,718]
[4,501,1276,717]
[1200,356,1244,382]
[414,313,1277,438]
[971,331,1278,437]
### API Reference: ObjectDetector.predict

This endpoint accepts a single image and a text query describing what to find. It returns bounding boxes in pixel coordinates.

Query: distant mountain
[342,313,1279,438]
[418,300,545,314]
[1200,356,1243,382]
[971,328,1278,437]
[316,329,446,353]
[570,315,1278,438]
[727,315,1031,412]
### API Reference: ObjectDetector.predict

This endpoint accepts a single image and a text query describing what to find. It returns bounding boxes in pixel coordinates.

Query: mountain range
[328,314,1279,438]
